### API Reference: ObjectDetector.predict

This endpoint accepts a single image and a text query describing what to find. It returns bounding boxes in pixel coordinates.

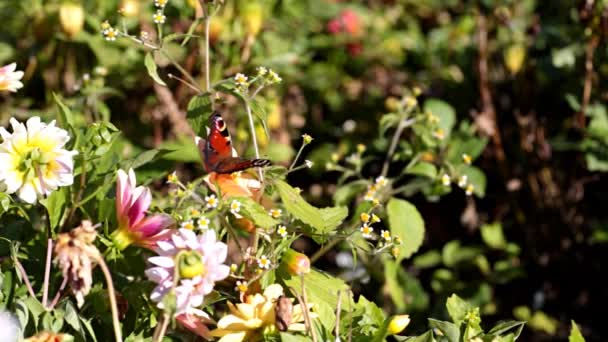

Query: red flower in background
[327,9,363,56]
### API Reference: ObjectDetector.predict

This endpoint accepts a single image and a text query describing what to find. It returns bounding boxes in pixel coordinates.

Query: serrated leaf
[187,95,213,137]
[569,320,585,342]
[40,187,68,231]
[144,52,166,86]
[461,166,486,197]
[424,99,456,137]
[274,180,325,231]
[488,320,526,340]
[280,268,352,310]
[233,196,279,229]
[319,206,348,233]
[387,198,425,261]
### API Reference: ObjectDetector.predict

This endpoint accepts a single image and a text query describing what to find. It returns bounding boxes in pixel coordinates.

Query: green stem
[97,257,123,342]
[289,143,306,171]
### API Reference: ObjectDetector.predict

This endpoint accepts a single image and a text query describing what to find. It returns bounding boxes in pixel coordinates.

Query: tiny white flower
[234,73,248,86]
[276,225,287,237]
[360,224,373,239]
[458,175,468,188]
[257,66,268,76]
[205,194,218,209]
[197,216,210,230]
[364,190,376,202]
[180,220,195,230]
[103,27,118,41]
[433,129,445,140]
[304,160,314,168]
[235,280,248,293]
[0,311,20,342]
[258,255,271,269]
[441,174,451,186]
[268,70,282,83]
[230,200,242,218]
[380,230,392,242]
[153,11,166,24]
[154,0,169,8]
[465,184,474,196]
[462,153,472,165]
[269,208,282,219]
[375,176,388,187]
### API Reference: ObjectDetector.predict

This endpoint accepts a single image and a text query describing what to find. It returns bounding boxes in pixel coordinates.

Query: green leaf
[488,320,526,340]
[319,206,348,233]
[40,187,69,231]
[274,180,325,231]
[333,180,368,206]
[569,320,585,342]
[234,196,280,229]
[53,93,75,130]
[187,95,213,137]
[461,166,486,197]
[280,333,313,341]
[394,330,434,342]
[405,161,437,179]
[446,294,472,325]
[481,222,506,249]
[313,299,336,334]
[280,268,352,310]
[144,52,166,86]
[424,99,456,137]
[428,319,460,342]
[387,198,425,261]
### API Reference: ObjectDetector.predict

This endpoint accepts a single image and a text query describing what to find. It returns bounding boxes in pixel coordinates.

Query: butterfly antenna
[253,159,271,167]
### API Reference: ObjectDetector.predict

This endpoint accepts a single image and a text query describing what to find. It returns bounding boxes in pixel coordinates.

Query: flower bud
[302,133,313,145]
[387,315,411,335]
[178,251,206,279]
[59,2,84,38]
[281,249,310,275]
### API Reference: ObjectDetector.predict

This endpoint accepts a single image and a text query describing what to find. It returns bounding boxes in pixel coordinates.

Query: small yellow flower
[230,200,242,218]
[230,263,238,273]
[276,225,288,237]
[360,213,370,223]
[360,224,373,239]
[433,128,445,140]
[154,0,168,8]
[364,190,376,202]
[330,152,340,162]
[465,184,475,196]
[387,315,411,335]
[152,10,166,24]
[458,175,468,188]
[167,171,179,184]
[426,111,440,124]
[391,247,400,259]
[268,70,282,83]
[441,174,451,186]
[302,134,313,145]
[462,153,472,165]
[412,86,422,96]
[357,144,366,154]
[258,255,271,269]
[375,176,388,187]
[235,280,248,293]
[269,208,282,219]
[197,216,210,230]
[372,198,380,207]
[234,73,248,86]
[394,236,402,245]
[381,230,392,242]
[101,20,111,31]
[180,220,195,230]
[404,96,417,108]
[371,214,381,223]
[205,194,218,209]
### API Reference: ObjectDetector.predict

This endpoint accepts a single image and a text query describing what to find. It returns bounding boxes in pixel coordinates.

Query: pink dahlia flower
[145,229,230,316]
[111,169,174,250]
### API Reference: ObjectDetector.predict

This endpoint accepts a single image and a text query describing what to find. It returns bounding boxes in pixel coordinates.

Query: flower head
[210,284,315,341]
[103,27,119,41]
[371,214,381,223]
[167,171,179,184]
[302,134,313,145]
[257,66,268,76]
[364,190,376,202]
[0,117,78,204]
[234,73,248,86]
[276,225,288,237]
[462,153,472,165]
[387,315,411,335]
[267,70,282,84]
[153,10,166,24]
[465,184,475,196]
[230,200,242,218]
[204,194,218,209]
[258,255,271,269]
[181,220,195,230]
[381,230,392,242]
[54,221,100,307]
[360,213,370,223]
[154,0,169,8]
[197,216,210,231]
[0,63,24,92]
[441,173,451,186]
[269,208,282,219]
[458,175,468,188]
[235,280,248,293]
[146,229,230,315]
[375,176,388,187]
[304,160,314,168]
[433,128,445,140]
[360,224,373,239]
[111,169,174,250]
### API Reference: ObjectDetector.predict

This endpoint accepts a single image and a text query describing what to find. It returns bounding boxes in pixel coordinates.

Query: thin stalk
[153,314,171,342]
[204,17,211,91]
[97,257,123,342]
[41,238,53,308]
[160,50,203,94]
[299,274,318,342]
[244,101,264,181]
[13,257,37,299]
[48,276,68,310]
[289,143,306,171]
[381,118,416,177]
[168,73,203,93]
[310,237,344,264]
[335,290,342,338]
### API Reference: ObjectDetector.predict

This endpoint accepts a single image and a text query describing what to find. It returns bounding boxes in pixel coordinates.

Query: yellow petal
[216,315,248,330]
[263,284,284,300]
[288,323,307,332]
[218,331,249,342]
[235,303,257,320]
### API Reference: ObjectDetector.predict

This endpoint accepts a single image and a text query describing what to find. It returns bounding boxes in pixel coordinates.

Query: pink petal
[148,256,174,268]
[132,215,174,238]
[176,313,213,340]
[128,187,151,226]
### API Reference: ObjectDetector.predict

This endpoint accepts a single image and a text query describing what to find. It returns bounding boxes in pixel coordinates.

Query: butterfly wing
[202,112,270,174]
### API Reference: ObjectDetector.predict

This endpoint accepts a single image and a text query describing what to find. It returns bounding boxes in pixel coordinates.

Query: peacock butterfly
[197,112,270,174]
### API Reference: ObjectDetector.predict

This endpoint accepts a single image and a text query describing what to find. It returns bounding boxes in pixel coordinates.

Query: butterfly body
[199,112,271,174]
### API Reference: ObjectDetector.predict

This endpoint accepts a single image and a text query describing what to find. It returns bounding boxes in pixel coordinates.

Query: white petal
[148,256,174,268]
